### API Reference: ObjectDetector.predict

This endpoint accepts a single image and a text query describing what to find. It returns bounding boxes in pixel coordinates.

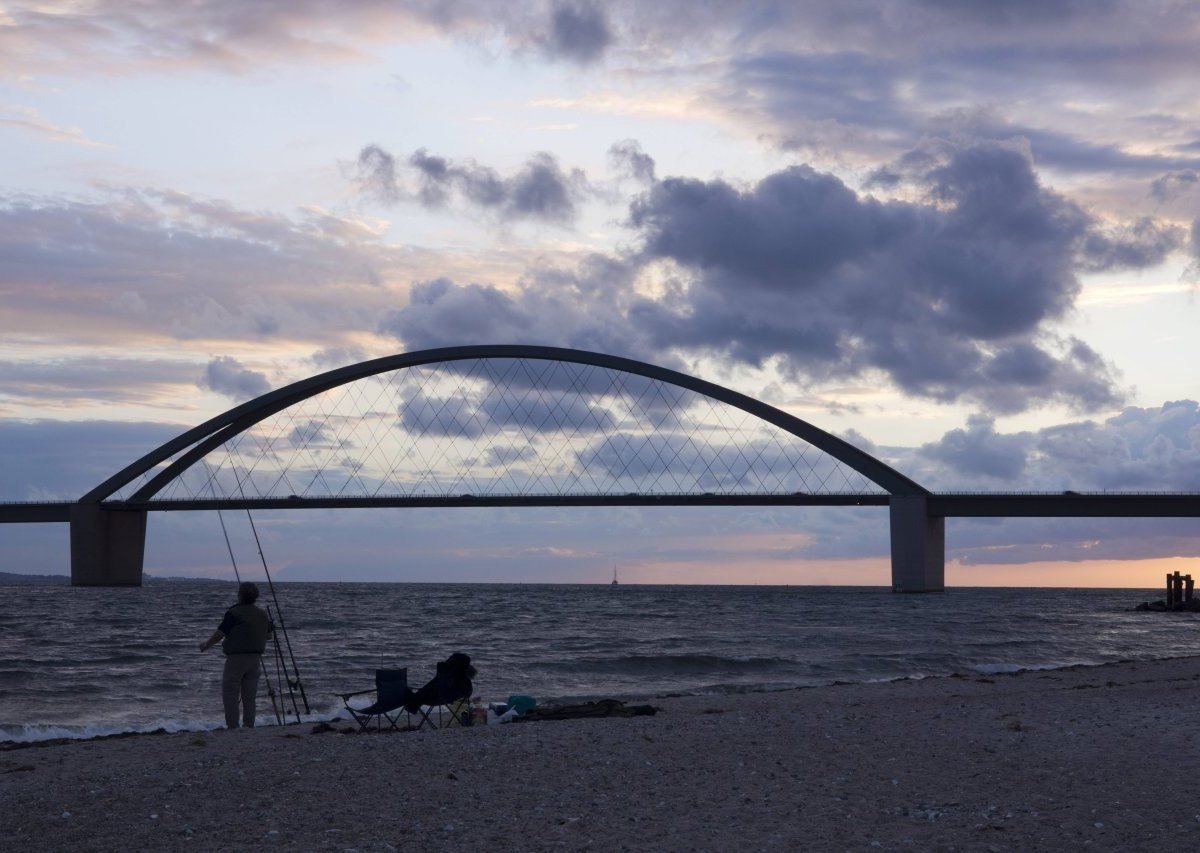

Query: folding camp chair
[337,668,410,732]
[404,652,476,730]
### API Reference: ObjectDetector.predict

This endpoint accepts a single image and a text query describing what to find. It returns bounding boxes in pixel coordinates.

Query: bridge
[4,345,1199,590]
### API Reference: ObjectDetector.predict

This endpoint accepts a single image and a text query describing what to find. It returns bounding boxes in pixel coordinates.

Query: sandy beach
[3,656,1199,852]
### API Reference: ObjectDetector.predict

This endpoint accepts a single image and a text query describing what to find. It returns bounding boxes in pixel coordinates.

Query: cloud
[0,358,201,409]
[376,139,1159,416]
[383,278,541,348]
[198,356,270,401]
[920,108,1200,178]
[287,420,344,449]
[1150,170,1199,203]
[540,3,613,65]
[379,254,645,356]
[310,346,371,369]
[912,400,1200,492]
[917,415,1030,481]
[0,187,425,349]
[1079,217,1186,271]
[608,139,657,184]
[0,103,112,148]
[351,145,401,204]
[358,145,590,223]
[625,141,1125,413]
[398,390,491,439]
[0,419,183,501]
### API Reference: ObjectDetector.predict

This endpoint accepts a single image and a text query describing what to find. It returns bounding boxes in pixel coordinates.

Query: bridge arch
[85,345,929,504]
[71,345,941,589]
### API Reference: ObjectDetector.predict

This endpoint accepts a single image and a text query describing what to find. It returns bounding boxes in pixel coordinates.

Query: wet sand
[3,657,1199,851]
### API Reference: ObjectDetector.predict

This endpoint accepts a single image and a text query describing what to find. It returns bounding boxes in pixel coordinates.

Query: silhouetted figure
[404,652,476,713]
[200,581,273,729]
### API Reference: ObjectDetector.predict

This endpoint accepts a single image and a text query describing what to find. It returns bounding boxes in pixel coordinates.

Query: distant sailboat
[611,565,619,585]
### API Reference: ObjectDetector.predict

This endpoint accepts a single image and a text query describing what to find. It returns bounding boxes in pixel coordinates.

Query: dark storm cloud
[541,3,613,64]
[400,148,588,222]
[624,141,1125,413]
[379,252,648,356]
[383,278,540,349]
[380,140,1163,415]
[198,356,271,401]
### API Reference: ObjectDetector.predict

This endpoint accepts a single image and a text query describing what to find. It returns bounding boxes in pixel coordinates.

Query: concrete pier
[69,504,147,586]
[890,494,945,593]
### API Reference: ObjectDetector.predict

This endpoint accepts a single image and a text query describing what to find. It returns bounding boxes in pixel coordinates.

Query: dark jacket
[219,603,272,655]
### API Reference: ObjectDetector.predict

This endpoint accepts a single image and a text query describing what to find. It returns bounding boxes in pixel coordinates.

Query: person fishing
[199,581,274,729]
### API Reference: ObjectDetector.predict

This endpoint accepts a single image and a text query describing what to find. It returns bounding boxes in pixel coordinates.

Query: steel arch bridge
[7,345,1197,589]
[47,345,946,589]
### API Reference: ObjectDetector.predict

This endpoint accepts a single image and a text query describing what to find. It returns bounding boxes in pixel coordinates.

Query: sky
[2,0,1199,586]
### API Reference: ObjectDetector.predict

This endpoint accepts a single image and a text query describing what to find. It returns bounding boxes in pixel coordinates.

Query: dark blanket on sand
[518,699,657,721]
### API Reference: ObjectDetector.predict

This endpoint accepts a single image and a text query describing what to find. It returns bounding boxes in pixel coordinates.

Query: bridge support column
[890,495,944,593]
[70,504,147,586]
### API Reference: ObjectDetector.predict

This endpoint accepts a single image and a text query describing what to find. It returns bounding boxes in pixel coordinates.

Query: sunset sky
[2,1,1199,586]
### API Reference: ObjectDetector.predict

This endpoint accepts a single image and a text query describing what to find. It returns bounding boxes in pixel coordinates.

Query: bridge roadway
[4,492,1199,590]
[6,491,1200,520]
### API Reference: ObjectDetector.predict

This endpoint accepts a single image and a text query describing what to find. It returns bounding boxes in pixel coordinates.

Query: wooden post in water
[1168,571,1185,607]
[1186,574,1195,602]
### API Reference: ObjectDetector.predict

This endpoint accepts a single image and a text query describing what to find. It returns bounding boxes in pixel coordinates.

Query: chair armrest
[336,689,373,701]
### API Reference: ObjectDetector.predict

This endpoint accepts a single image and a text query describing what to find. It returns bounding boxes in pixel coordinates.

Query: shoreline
[4,656,1199,850]
[4,652,1199,750]
[5,652,1198,750]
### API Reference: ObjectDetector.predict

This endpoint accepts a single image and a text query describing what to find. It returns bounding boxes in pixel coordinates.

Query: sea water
[1,581,1195,743]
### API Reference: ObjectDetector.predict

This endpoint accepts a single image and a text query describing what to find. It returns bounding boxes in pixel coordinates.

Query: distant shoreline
[0,572,229,584]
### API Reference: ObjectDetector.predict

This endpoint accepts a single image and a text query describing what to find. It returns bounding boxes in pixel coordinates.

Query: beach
[3,657,1198,851]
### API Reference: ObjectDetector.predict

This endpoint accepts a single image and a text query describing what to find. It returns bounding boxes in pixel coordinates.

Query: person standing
[199,581,273,729]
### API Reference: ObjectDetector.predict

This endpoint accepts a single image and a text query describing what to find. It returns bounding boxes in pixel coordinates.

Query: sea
[2,582,1196,744]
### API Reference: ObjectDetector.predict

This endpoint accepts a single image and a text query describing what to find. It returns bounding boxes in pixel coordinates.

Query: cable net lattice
[115,359,885,502]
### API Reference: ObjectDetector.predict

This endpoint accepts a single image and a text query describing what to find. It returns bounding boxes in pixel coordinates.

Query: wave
[544,653,797,675]
[0,710,330,745]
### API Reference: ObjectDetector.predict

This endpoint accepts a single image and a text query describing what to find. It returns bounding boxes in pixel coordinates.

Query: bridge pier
[70,504,147,586]
[890,495,944,593]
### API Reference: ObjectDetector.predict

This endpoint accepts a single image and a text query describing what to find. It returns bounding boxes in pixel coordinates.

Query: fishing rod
[214,505,283,727]
[204,461,305,723]
[244,507,311,715]
[206,458,310,720]
[266,603,301,722]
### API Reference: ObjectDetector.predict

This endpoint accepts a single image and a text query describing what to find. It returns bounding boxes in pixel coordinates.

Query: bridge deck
[3,493,1200,521]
